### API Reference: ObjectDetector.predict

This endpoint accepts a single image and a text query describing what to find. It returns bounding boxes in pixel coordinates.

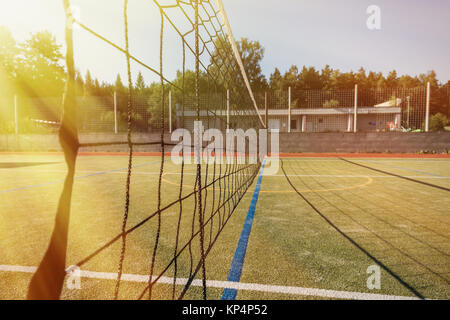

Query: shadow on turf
[0,162,60,169]
[280,159,427,300]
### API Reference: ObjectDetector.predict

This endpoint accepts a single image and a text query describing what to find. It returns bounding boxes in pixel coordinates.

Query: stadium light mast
[353,84,358,133]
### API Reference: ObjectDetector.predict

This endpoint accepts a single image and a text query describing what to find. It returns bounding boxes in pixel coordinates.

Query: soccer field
[0,153,449,300]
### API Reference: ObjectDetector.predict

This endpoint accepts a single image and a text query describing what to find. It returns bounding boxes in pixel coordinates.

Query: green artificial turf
[0,154,448,299]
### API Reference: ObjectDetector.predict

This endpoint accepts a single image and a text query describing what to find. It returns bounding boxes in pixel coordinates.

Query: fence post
[169,90,172,133]
[288,86,291,133]
[347,114,353,132]
[353,84,358,133]
[425,82,430,132]
[265,91,269,158]
[265,92,268,129]
[14,95,18,134]
[406,96,410,128]
[113,91,118,134]
[226,89,230,130]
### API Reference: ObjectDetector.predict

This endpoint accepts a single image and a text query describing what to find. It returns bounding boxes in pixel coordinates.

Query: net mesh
[28,0,262,300]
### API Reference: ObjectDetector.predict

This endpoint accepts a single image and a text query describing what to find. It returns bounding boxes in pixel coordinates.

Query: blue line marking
[0,160,162,195]
[221,160,266,300]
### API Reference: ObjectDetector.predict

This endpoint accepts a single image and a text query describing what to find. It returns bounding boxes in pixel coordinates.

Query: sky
[0,0,449,85]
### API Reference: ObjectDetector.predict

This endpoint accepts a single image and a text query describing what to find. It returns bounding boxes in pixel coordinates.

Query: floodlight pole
[265,91,269,157]
[265,91,268,129]
[113,91,118,134]
[406,96,410,128]
[425,82,430,132]
[288,86,291,133]
[14,95,18,134]
[169,90,172,133]
[353,84,358,133]
[226,89,230,130]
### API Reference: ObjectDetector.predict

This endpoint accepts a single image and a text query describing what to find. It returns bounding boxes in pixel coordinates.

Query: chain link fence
[1,84,444,134]
[265,86,429,133]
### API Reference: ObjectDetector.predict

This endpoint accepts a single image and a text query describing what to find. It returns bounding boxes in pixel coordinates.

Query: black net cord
[114,0,134,300]
[172,38,186,300]
[148,7,166,300]
[194,0,208,300]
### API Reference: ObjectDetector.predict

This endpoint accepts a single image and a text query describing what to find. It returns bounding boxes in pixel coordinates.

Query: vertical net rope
[29,0,263,300]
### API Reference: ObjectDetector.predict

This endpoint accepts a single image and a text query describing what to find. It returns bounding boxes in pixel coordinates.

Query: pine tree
[74,71,84,96]
[269,68,283,91]
[115,74,125,93]
[135,71,146,93]
[356,67,367,89]
[84,70,93,95]
[385,70,398,89]
[320,65,333,90]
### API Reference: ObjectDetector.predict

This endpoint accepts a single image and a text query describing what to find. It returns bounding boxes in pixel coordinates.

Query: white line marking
[267,174,450,179]
[281,158,450,162]
[0,170,196,175]
[0,264,419,300]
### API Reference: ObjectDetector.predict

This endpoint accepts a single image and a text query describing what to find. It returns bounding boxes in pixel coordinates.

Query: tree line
[1,26,449,120]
